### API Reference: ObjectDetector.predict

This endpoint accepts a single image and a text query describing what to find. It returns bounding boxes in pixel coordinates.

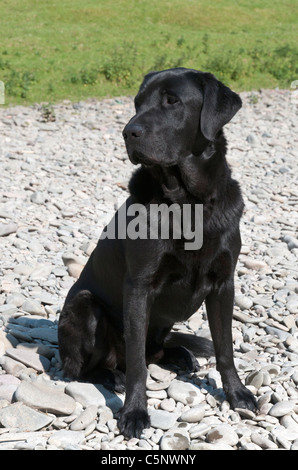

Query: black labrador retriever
[58,67,257,438]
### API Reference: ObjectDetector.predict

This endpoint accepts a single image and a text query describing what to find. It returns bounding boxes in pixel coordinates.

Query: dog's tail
[164,331,214,357]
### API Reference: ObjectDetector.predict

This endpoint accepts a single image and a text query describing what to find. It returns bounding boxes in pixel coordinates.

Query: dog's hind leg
[58,290,100,379]
[58,289,126,392]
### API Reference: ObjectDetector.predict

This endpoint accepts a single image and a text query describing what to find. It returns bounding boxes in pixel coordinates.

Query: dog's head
[123,67,241,167]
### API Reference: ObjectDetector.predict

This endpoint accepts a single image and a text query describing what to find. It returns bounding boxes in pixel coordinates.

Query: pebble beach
[0,89,297,450]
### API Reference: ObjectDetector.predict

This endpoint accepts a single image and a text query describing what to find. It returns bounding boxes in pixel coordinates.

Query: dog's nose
[123,123,144,140]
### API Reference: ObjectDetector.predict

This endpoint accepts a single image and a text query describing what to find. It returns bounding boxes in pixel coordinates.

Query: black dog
[58,68,257,438]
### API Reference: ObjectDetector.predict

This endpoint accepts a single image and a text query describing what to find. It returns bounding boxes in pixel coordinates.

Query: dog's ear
[200,73,242,141]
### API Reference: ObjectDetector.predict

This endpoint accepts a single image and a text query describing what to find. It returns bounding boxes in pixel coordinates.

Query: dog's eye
[166,95,179,105]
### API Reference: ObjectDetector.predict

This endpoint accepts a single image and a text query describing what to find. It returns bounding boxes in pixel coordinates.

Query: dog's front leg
[205,280,257,411]
[118,279,151,438]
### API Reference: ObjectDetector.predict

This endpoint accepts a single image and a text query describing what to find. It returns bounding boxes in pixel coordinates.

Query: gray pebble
[30,191,47,204]
[47,430,85,449]
[251,432,278,449]
[269,401,295,417]
[167,380,204,406]
[0,222,18,237]
[0,402,53,432]
[245,370,264,389]
[148,408,179,431]
[235,295,253,310]
[206,424,239,446]
[180,405,205,423]
[70,405,98,431]
[29,327,58,344]
[0,355,27,376]
[14,381,76,415]
[160,430,190,450]
[5,347,50,372]
[21,299,46,316]
[148,363,177,382]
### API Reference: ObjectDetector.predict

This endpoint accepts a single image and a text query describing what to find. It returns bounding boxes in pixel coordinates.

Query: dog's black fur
[58,68,257,438]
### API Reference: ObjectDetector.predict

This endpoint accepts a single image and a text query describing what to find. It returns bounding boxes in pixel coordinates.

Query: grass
[0,0,297,105]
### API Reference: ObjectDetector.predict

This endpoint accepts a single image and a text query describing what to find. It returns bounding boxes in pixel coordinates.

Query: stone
[13,264,34,276]
[269,401,295,417]
[0,330,19,352]
[0,402,53,431]
[160,430,190,450]
[0,304,17,317]
[0,383,19,402]
[246,133,259,146]
[65,382,123,412]
[250,432,278,449]
[21,299,46,316]
[179,405,205,423]
[265,326,291,342]
[29,263,53,280]
[14,381,76,415]
[206,424,239,447]
[98,405,113,424]
[146,380,171,391]
[0,355,27,376]
[30,191,46,204]
[5,292,26,307]
[70,405,98,431]
[0,374,21,401]
[235,408,256,419]
[245,371,264,389]
[146,389,167,399]
[148,363,177,382]
[190,442,234,450]
[242,258,269,271]
[47,430,85,448]
[160,397,176,412]
[234,295,253,310]
[251,296,272,308]
[16,342,55,359]
[286,295,298,314]
[5,347,51,372]
[208,369,222,388]
[67,263,84,278]
[29,327,58,344]
[0,374,20,386]
[0,222,18,237]
[62,252,83,267]
[148,408,178,431]
[167,380,204,406]
[189,422,211,439]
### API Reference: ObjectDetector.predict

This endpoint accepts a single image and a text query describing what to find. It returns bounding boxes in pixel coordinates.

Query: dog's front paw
[118,407,150,438]
[226,385,257,412]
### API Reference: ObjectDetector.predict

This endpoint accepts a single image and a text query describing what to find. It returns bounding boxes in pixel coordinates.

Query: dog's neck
[151,131,230,204]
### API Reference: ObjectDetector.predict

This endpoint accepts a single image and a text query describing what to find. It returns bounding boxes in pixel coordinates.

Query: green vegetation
[0,0,297,105]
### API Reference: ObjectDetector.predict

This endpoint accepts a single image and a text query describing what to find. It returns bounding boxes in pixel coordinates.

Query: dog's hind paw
[161,345,200,372]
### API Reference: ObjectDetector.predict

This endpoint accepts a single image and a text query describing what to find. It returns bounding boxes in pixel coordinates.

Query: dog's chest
[151,240,232,320]
[151,254,210,321]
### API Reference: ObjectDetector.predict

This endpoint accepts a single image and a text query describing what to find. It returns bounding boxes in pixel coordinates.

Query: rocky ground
[0,89,297,450]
